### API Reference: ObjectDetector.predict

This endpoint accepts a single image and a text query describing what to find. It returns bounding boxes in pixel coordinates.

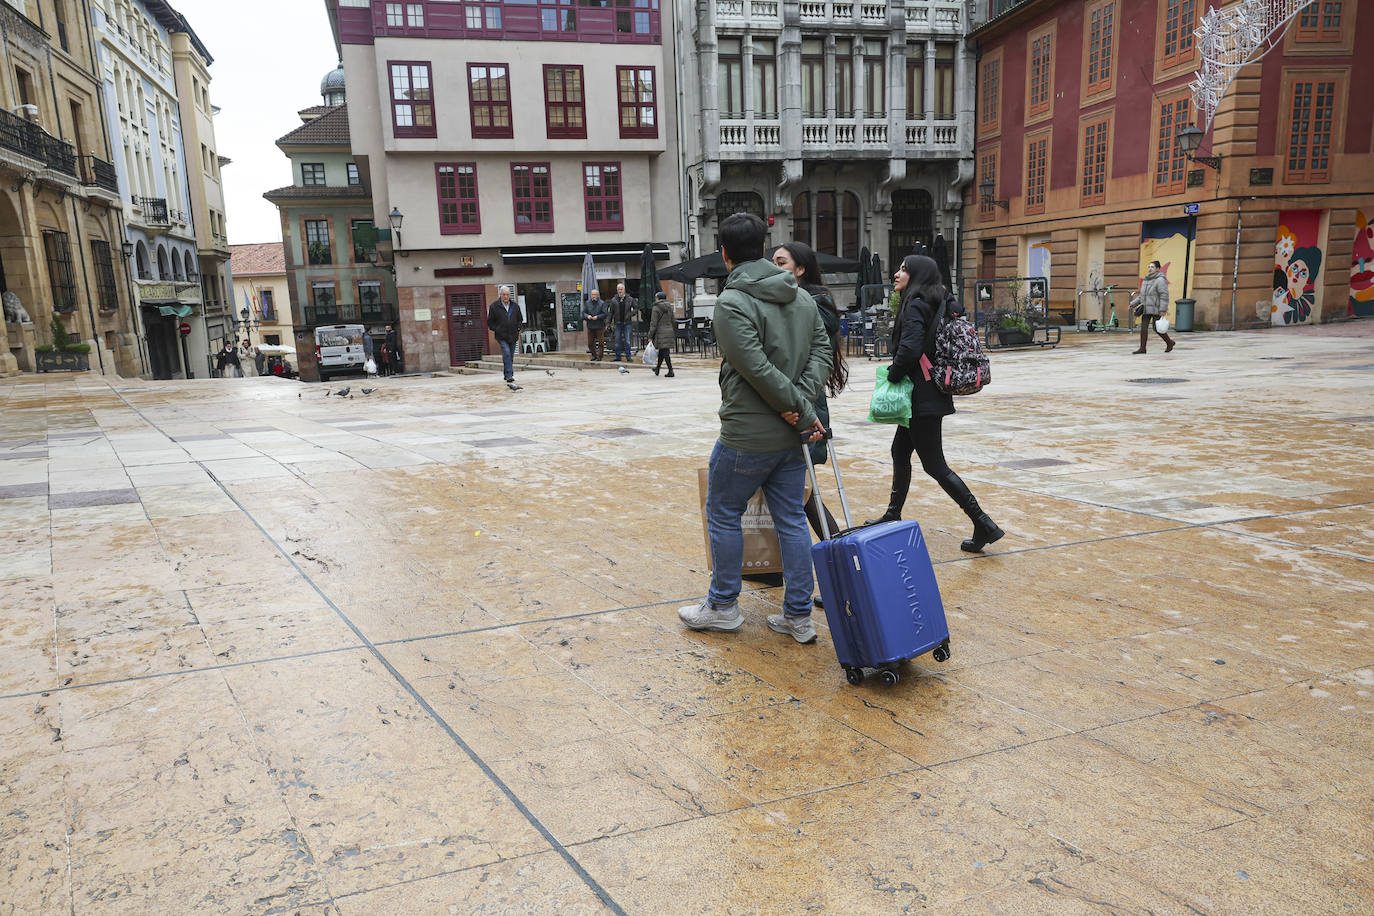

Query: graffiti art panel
[1273,210,1323,326]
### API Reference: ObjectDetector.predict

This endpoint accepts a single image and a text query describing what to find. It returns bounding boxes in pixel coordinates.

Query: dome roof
[320,64,346,95]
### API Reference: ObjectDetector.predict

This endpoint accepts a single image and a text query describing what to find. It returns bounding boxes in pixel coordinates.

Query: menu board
[561,292,583,331]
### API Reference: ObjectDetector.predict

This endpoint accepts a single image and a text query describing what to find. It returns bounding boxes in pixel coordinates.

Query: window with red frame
[469,63,512,139]
[1296,1,1342,42]
[544,65,586,139]
[1285,79,1336,184]
[437,163,480,234]
[1086,0,1115,92]
[583,163,623,231]
[511,163,553,232]
[1028,31,1052,117]
[1025,135,1047,214]
[1081,118,1109,205]
[1153,91,1190,195]
[980,57,1000,131]
[978,150,998,220]
[1161,0,1196,69]
[389,62,435,138]
[617,67,657,138]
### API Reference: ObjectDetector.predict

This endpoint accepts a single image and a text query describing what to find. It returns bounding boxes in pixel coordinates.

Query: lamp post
[237,306,259,344]
[388,206,404,253]
[978,176,1008,210]
[1176,126,1221,171]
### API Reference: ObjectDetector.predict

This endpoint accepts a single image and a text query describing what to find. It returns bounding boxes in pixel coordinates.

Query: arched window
[156,244,169,279]
[889,188,933,272]
[171,247,183,280]
[183,250,196,280]
[135,241,150,279]
[792,190,863,257]
[793,192,810,247]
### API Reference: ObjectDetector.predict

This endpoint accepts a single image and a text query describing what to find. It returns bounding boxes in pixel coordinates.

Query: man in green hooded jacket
[679,213,831,643]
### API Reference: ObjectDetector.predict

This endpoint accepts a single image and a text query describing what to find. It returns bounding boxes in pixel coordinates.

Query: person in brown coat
[647,291,676,377]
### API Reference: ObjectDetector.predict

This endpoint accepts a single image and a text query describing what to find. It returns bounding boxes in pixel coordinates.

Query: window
[351,218,378,263]
[793,191,810,246]
[753,39,777,119]
[905,43,924,119]
[617,67,657,138]
[862,40,884,118]
[541,0,576,33]
[801,39,825,118]
[616,0,652,35]
[358,279,383,309]
[816,191,836,254]
[386,2,402,25]
[718,39,743,117]
[511,163,553,233]
[437,162,481,234]
[1161,0,1196,69]
[792,191,862,256]
[544,65,586,139]
[1296,1,1342,43]
[1153,90,1190,195]
[1081,116,1110,205]
[835,39,854,117]
[468,63,512,139]
[385,3,423,27]
[979,53,1000,132]
[90,241,119,311]
[1085,0,1116,94]
[347,163,360,186]
[14,67,31,107]
[1285,79,1336,184]
[934,43,955,120]
[305,219,332,264]
[583,163,623,231]
[407,3,424,26]
[1025,133,1048,214]
[978,149,998,220]
[43,231,78,312]
[310,282,336,314]
[302,162,326,186]
[467,4,501,29]
[389,61,435,138]
[260,289,275,321]
[1027,28,1053,118]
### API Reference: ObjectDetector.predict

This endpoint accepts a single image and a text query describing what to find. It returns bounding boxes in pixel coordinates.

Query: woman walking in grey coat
[1131,260,1177,354]
[647,291,676,376]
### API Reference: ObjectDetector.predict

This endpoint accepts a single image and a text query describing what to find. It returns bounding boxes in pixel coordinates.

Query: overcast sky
[176,0,341,246]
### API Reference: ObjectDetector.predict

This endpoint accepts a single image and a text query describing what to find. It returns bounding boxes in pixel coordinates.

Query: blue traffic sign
[1184,203,1200,215]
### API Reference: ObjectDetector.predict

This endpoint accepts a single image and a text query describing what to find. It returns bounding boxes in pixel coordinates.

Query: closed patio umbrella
[638,243,659,332]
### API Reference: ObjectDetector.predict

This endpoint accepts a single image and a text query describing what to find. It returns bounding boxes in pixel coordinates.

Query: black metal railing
[135,196,170,224]
[304,301,397,326]
[0,107,77,177]
[79,155,119,193]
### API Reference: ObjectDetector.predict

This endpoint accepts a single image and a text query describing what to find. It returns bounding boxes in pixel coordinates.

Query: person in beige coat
[1130,260,1177,354]
[647,291,676,377]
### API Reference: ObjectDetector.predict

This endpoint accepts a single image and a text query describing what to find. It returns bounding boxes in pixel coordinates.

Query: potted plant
[995,312,1034,346]
[35,315,91,371]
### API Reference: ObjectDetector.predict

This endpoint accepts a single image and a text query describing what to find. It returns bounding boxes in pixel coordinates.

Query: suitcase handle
[800,429,855,538]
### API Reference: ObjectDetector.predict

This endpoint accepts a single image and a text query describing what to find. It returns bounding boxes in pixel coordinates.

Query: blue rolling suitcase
[804,439,952,687]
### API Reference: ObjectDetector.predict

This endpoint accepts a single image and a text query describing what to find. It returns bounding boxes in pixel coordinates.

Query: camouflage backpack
[923,301,991,396]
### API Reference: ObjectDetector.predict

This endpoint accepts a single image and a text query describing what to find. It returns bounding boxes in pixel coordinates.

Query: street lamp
[388,207,404,253]
[238,306,259,343]
[978,177,1008,210]
[1176,126,1221,171]
[120,240,134,261]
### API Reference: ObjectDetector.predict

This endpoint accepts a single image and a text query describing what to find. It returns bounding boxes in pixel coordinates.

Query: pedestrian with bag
[486,285,523,388]
[679,213,831,644]
[582,288,608,361]
[647,291,676,377]
[1130,260,1177,354]
[772,241,848,544]
[608,282,638,362]
[384,324,401,375]
[869,254,1004,553]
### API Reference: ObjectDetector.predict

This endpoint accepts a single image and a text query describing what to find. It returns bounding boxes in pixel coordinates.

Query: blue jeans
[613,323,633,360]
[498,339,515,380]
[705,440,813,617]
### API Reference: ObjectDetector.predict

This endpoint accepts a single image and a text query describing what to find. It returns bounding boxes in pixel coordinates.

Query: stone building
[228,242,293,355]
[962,0,1374,331]
[0,0,138,377]
[326,0,682,371]
[678,0,975,303]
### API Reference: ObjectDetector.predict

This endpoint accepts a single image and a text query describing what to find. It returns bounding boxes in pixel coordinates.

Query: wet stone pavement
[1,324,1372,914]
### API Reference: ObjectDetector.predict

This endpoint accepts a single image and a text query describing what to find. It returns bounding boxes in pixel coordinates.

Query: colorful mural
[1138,218,1196,319]
[1351,210,1374,318]
[1273,210,1323,326]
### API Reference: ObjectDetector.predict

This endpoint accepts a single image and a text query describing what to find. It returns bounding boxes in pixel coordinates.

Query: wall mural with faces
[1350,210,1374,318]
[1273,210,1323,326]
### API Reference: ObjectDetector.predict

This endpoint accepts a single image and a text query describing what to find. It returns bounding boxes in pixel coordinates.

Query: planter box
[995,329,1033,346]
[36,351,89,372]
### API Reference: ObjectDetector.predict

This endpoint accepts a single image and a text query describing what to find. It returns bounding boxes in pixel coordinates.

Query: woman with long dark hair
[773,241,848,544]
[873,254,1004,552]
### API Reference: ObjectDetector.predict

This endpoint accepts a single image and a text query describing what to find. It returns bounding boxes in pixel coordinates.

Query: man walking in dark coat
[486,285,523,388]
[582,288,608,361]
[608,282,638,362]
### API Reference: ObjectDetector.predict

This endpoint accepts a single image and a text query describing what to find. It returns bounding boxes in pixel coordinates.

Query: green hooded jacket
[714,259,832,453]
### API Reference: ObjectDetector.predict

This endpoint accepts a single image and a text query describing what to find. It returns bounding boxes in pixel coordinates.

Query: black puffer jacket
[886,257,955,419]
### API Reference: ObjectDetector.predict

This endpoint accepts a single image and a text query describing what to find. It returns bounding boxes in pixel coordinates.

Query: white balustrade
[720,122,748,147]
[753,121,781,147]
[933,123,958,145]
[834,122,856,144]
[834,2,854,18]
[717,0,744,18]
[904,123,927,144]
[800,0,827,21]
[933,5,961,28]
[752,0,780,18]
[861,119,888,145]
[802,120,830,146]
[904,2,928,25]
[861,2,886,22]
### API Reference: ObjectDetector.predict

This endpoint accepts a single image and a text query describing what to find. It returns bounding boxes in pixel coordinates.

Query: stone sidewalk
[1,324,1371,914]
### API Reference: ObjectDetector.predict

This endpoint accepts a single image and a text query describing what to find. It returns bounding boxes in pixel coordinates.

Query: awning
[501,243,671,265]
[152,304,193,318]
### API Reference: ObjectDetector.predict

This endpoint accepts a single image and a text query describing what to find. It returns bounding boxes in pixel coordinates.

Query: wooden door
[446,286,486,365]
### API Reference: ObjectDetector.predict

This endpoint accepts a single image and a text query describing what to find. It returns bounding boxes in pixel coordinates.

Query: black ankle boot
[958,495,1005,553]
[866,466,911,526]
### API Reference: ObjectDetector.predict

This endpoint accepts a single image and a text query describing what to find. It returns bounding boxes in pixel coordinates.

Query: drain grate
[1127,378,1189,384]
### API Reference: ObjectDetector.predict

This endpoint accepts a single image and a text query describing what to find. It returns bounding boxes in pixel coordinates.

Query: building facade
[265,70,398,382]
[327,0,683,372]
[680,0,975,304]
[963,0,1374,331]
[91,0,203,379]
[0,0,138,377]
[228,242,293,353]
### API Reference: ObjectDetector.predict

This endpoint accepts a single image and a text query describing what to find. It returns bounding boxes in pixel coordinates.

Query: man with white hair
[486,285,523,389]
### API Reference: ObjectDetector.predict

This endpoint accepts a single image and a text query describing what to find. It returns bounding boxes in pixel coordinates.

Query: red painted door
[446,286,487,364]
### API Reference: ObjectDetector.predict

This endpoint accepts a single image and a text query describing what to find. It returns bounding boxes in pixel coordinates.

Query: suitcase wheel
[932,639,951,664]
[876,668,899,687]
[843,666,864,686]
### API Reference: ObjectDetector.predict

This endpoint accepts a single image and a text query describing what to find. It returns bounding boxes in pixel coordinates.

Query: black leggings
[892,415,952,480]
[655,346,673,371]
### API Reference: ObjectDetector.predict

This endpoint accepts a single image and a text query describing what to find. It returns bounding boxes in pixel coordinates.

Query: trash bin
[1174,298,1196,332]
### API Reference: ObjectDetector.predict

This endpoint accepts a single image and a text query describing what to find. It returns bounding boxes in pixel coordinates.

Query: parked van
[314,325,366,381]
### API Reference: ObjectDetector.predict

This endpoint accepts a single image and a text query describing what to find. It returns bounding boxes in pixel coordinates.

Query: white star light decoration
[1191,0,1318,132]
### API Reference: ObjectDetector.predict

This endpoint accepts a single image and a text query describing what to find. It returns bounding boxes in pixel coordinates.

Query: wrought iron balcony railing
[79,155,119,193]
[304,301,397,327]
[135,196,170,224]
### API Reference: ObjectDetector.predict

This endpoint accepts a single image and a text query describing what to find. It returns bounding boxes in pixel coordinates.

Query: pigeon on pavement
[361,388,376,395]
[507,381,522,391]
[335,387,351,397]
[544,369,554,376]
[617,365,629,374]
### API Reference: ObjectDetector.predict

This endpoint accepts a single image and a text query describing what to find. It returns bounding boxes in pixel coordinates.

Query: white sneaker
[678,598,743,632]
[767,614,817,644]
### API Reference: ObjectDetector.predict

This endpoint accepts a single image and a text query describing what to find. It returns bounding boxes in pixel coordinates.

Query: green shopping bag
[867,365,913,426]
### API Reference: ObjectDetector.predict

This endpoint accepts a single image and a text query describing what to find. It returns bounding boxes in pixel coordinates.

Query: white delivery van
[314,325,366,381]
